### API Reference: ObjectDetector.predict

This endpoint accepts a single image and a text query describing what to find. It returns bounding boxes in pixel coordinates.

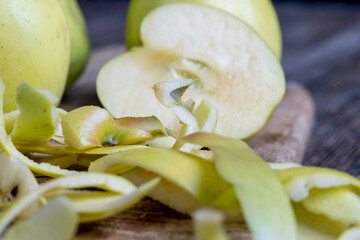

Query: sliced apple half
[97,3,285,139]
[126,0,282,59]
[61,106,152,150]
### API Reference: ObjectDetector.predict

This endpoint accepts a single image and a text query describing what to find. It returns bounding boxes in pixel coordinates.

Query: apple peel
[153,79,198,129]
[276,167,360,202]
[3,196,78,240]
[115,116,167,137]
[0,152,38,206]
[181,132,297,240]
[9,81,60,144]
[61,106,152,150]
[89,147,229,214]
[0,80,76,177]
[193,208,229,240]
[301,187,360,227]
[0,172,138,233]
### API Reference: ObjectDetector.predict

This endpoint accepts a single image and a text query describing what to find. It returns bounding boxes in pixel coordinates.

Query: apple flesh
[0,0,70,113]
[126,0,282,59]
[97,4,285,139]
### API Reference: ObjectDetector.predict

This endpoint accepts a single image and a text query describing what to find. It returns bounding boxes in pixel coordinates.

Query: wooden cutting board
[58,45,315,239]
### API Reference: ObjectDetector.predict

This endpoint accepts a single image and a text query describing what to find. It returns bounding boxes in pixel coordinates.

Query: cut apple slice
[97,3,285,139]
[61,106,152,150]
[182,132,296,240]
[3,197,78,240]
[9,81,60,144]
[126,0,282,59]
[89,147,229,214]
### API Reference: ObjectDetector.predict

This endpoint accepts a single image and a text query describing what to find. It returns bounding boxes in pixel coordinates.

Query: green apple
[97,4,285,140]
[126,0,282,59]
[58,0,91,88]
[0,0,70,113]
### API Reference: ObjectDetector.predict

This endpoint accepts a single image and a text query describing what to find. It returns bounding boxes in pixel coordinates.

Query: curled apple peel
[61,106,152,150]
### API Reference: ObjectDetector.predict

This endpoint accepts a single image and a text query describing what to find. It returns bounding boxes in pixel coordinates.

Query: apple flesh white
[58,0,91,88]
[97,4,285,139]
[126,0,282,59]
[0,0,70,113]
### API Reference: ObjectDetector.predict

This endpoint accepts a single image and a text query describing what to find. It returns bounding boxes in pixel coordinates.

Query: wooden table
[72,0,360,177]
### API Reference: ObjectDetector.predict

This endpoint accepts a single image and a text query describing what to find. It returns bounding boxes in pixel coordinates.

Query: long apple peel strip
[2,196,78,240]
[181,132,297,240]
[0,172,157,233]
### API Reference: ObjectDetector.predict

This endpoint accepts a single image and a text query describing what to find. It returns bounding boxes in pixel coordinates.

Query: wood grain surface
[58,45,314,239]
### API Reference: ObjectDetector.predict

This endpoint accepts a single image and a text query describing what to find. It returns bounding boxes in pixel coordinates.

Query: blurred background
[73,0,360,176]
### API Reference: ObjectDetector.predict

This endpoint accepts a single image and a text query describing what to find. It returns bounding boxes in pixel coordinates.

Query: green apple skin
[126,0,282,59]
[0,0,70,113]
[58,0,91,88]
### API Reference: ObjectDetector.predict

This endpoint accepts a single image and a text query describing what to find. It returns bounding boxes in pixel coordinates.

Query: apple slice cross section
[97,3,285,140]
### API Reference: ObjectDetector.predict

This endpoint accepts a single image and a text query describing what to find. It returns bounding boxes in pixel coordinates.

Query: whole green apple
[0,0,70,113]
[126,0,282,59]
[58,0,91,88]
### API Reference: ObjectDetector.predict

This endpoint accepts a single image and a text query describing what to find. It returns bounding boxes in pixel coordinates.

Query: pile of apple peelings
[0,77,357,240]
